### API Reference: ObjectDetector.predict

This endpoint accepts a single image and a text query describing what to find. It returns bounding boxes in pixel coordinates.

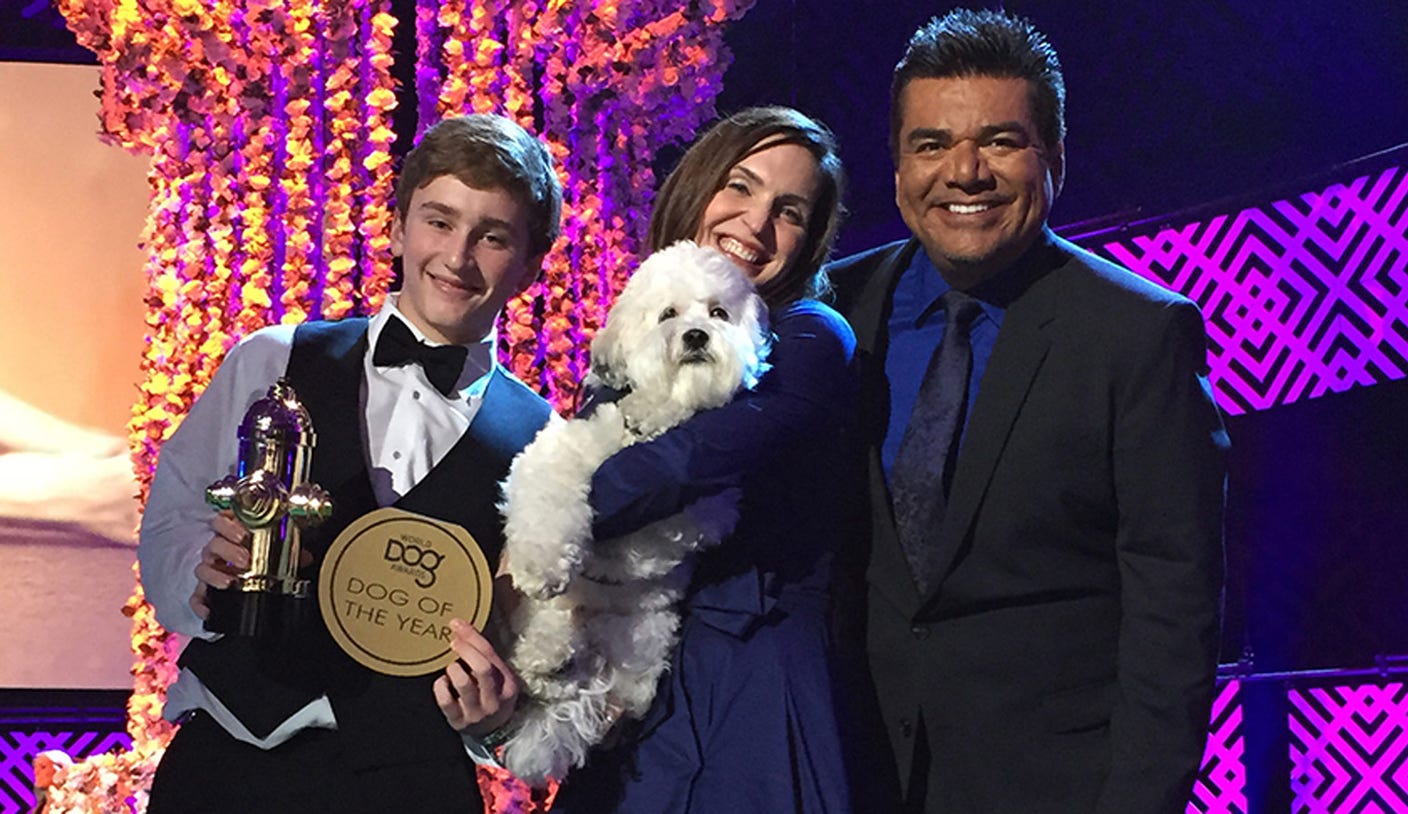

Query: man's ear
[1047,140,1065,199]
[515,253,548,296]
[389,210,405,256]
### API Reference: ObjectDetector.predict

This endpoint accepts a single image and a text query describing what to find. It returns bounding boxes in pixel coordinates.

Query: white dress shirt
[139,297,498,751]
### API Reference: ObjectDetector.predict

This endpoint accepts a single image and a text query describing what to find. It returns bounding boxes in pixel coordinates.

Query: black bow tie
[372,316,469,397]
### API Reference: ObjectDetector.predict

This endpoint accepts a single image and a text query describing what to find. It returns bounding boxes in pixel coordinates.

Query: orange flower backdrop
[421,0,757,404]
[46,0,754,810]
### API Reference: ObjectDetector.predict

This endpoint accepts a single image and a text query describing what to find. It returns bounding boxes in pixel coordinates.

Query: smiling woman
[693,140,821,288]
[550,106,862,814]
[649,106,847,308]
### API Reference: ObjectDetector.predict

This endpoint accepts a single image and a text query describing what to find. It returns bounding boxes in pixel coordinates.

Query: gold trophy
[205,379,332,638]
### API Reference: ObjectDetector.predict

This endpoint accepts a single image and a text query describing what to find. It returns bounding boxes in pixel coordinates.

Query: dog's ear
[740,289,773,389]
[590,316,630,390]
[746,289,770,345]
[591,269,645,391]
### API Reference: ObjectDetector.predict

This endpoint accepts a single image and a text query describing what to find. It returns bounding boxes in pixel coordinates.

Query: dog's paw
[500,704,580,785]
[501,686,614,784]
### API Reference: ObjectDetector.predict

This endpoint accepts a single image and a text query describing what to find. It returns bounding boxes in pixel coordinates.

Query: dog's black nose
[683,329,709,350]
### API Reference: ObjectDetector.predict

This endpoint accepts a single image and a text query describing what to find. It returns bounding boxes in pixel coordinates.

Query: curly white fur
[497,241,769,784]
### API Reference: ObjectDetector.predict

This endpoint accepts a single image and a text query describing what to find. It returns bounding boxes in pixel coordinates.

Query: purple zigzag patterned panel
[0,730,132,814]
[1189,679,1247,814]
[1289,682,1408,813]
[1096,165,1408,415]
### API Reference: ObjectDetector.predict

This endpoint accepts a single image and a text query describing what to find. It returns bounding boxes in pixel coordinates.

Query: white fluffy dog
[496,240,770,785]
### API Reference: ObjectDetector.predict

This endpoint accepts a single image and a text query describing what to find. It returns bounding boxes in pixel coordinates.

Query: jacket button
[910,625,930,640]
[900,718,914,738]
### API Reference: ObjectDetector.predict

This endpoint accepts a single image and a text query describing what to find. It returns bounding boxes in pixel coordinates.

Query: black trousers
[147,712,484,814]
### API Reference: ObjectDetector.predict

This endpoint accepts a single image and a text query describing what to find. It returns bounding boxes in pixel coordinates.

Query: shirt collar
[368,294,497,397]
[905,250,1006,329]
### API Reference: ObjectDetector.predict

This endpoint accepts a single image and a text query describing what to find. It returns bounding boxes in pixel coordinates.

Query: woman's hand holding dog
[434,618,521,739]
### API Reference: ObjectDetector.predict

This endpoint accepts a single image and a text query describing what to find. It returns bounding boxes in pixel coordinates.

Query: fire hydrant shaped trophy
[205,379,332,638]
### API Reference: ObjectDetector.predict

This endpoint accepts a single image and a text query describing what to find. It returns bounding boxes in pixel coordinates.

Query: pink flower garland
[420,0,757,411]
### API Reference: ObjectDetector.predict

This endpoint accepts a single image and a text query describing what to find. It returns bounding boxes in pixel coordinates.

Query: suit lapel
[465,367,553,461]
[288,318,381,530]
[847,241,928,616]
[848,240,919,354]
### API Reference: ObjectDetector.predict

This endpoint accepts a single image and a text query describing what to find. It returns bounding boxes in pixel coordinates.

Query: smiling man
[138,114,561,813]
[829,9,1230,814]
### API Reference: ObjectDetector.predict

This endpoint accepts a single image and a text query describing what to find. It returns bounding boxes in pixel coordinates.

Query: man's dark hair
[396,114,563,257]
[890,8,1066,161]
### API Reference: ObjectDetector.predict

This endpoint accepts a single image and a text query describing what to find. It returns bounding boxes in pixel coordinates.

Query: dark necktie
[371,315,468,397]
[890,289,984,596]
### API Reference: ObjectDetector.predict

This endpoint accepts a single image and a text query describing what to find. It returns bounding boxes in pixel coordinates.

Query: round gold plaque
[318,507,493,676]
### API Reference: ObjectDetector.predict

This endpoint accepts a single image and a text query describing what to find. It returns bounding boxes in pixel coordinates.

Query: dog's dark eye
[709,306,730,320]
[658,307,677,323]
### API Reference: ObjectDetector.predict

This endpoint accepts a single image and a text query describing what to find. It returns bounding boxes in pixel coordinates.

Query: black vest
[179,318,551,769]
